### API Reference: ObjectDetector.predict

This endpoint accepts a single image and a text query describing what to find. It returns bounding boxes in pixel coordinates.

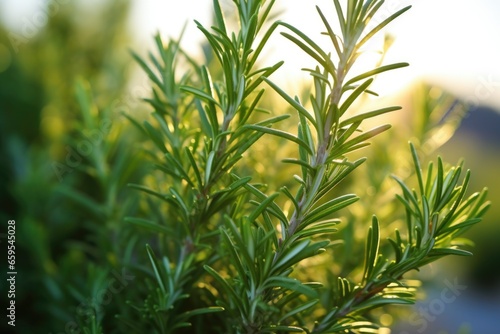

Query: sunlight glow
[2,0,498,107]
[134,0,500,107]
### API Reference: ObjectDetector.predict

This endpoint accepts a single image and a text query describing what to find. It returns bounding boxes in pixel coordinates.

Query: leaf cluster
[123,1,490,333]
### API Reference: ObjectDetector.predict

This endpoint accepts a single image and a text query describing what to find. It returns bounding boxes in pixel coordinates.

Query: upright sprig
[131,0,284,230]
[50,80,149,333]
[310,143,490,332]
[129,1,490,333]
[204,0,413,332]
[182,0,284,202]
[264,0,410,242]
[128,0,290,332]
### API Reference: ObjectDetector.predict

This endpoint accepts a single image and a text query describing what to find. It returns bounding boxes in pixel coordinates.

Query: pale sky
[2,0,500,109]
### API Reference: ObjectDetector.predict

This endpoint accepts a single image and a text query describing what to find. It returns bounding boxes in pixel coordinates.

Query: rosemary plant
[127,0,490,333]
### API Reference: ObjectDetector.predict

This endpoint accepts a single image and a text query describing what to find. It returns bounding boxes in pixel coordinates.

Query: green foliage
[2,0,491,333]
[125,0,489,333]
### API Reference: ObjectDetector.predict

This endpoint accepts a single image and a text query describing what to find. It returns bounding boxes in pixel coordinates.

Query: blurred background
[0,0,499,333]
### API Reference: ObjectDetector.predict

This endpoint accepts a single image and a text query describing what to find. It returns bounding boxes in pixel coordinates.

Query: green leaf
[248,192,281,224]
[467,188,490,218]
[363,216,381,282]
[244,124,313,155]
[74,80,96,129]
[260,325,305,333]
[205,150,216,185]
[181,86,220,107]
[332,0,346,38]
[340,106,400,128]
[314,158,365,201]
[356,5,412,52]
[273,240,329,275]
[282,158,315,174]
[337,124,392,154]
[178,306,225,321]
[281,186,300,213]
[125,217,172,234]
[128,183,166,201]
[279,299,319,323]
[239,178,289,224]
[56,186,106,219]
[245,61,284,97]
[169,187,190,216]
[344,62,409,87]
[339,78,374,115]
[164,152,195,187]
[357,294,414,311]
[303,194,359,226]
[249,20,280,70]
[264,78,317,129]
[131,51,163,88]
[220,226,254,286]
[263,276,317,298]
[281,32,332,73]
[184,147,203,188]
[206,177,252,217]
[143,121,168,154]
[409,142,425,195]
[122,113,147,135]
[204,265,244,311]
[212,0,227,34]
[295,219,340,239]
[439,218,482,236]
[146,245,166,294]
[170,322,193,331]
[279,21,336,73]
[427,248,473,257]
[388,237,403,263]
[317,6,342,57]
